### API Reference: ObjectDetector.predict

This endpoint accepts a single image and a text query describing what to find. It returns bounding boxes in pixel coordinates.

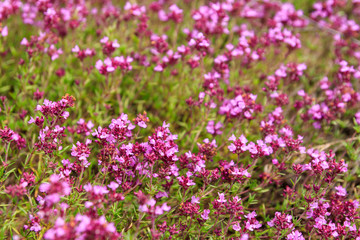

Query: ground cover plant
[2,0,360,239]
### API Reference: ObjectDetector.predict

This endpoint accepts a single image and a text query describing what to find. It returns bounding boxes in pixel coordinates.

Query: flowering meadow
[2,0,360,239]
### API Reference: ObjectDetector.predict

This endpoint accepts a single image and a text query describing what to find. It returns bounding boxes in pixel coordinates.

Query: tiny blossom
[228,134,248,154]
[39,174,71,206]
[206,120,223,135]
[179,201,199,216]
[24,215,42,233]
[124,2,146,17]
[335,185,347,196]
[134,112,149,128]
[244,211,262,231]
[2,1,360,239]
[34,89,44,100]
[201,209,210,220]
[155,191,168,199]
[107,182,119,191]
[268,212,294,230]
[191,196,200,204]
[158,4,183,23]
[1,26,8,37]
[72,45,95,61]
[44,215,121,239]
[217,193,227,203]
[5,184,26,197]
[355,112,360,124]
[71,140,91,167]
[287,230,305,240]
[138,196,171,216]
[96,58,115,75]
[0,126,26,149]
[113,56,133,72]
[232,222,241,231]
[34,95,75,119]
[100,36,120,56]
[70,118,94,136]
[188,32,211,53]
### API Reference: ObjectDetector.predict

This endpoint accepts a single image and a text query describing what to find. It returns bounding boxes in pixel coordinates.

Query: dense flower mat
[1,0,360,239]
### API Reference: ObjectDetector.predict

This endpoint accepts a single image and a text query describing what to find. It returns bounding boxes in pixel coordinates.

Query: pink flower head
[206,120,223,135]
[39,174,71,206]
[96,58,115,75]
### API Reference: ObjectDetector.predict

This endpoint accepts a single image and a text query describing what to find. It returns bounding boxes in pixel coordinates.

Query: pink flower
[232,222,241,231]
[96,58,115,75]
[355,112,360,124]
[138,121,147,128]
[155,191,168,199]
[21,38,29,46]
[201,209,210,220]
[244,211,262,231]
[287,230,305,240]
[161,203,171,212]
[107,182,119,191]
[72,45,80,53]
[154,65,164,72]
[191,196,200,204]
[314,216,326,229]
[1,26,8,37]
[217,192,227,203]
[335,186,347,196]
[39,174,71,206]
